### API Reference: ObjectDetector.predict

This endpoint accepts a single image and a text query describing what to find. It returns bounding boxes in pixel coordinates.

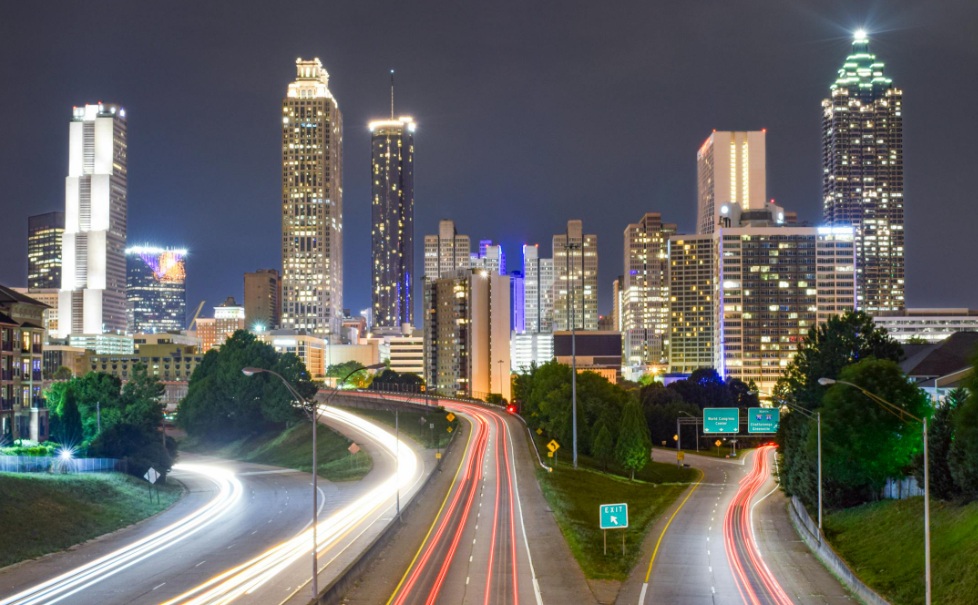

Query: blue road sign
[703,408,740,434]
[599,503,629,529]
[748,407,780,433]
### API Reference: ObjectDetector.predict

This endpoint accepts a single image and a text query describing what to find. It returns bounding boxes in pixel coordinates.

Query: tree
[914,388,966,500]
[615,401,651,480]
[58,385,83,446]
[51,366,73,381]
[817,359,928,508]
[121,364,166,433]
[178,330,311,442]
[591,422,614,471]
[949,368,978,501]
[776,311,902,501]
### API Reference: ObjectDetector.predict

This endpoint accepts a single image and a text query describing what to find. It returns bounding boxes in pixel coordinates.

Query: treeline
[776,311,978,510]
[44,365,174,479]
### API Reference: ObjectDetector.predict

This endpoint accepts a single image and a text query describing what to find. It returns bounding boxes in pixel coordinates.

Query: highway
[0,407,426,605]
[387,400,543,605]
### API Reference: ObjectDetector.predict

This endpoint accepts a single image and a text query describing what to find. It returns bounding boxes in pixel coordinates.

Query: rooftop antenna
[390,69,395,119]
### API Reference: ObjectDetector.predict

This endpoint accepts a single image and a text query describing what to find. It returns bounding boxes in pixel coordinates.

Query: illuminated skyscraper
[471,240,506,275]
[521,244,554,333]
[244,269,281,331]
[370,115,415,332]
[126,246,187,334]
[281,58,343,338]
[552,220,598,331]
[822,31,905,313]
[696,131,766,235]
[27,212,64,291]
[622,212,676,368]
[423,220,470,280]
[58,103,128,338]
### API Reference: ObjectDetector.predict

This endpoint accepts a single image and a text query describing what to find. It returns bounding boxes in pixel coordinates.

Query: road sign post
[599,503,628,555]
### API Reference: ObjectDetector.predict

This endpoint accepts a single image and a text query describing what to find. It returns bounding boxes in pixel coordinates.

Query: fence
[882,476,924,500]
[0,455,123,474]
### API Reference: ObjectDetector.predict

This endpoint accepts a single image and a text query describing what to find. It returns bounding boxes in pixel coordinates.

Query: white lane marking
[153,583,166,591]
[502,412,545,605]
[195,561,206,568]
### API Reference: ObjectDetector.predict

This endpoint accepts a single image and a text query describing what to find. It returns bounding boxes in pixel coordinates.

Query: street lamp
[564,239,583,469]
[818,377,931,605]
[242,363,382,601]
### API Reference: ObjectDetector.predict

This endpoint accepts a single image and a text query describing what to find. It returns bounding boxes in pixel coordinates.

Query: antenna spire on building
[390,69,395,119]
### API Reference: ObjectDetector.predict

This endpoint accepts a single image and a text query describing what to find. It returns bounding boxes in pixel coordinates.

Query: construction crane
[187,300,205,331]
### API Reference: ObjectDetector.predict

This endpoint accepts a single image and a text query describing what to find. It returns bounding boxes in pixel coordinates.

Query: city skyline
[1,2,975,321]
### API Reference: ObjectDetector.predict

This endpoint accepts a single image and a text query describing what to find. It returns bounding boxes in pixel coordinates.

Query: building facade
[244,268,281,331]
[281,58,343,338]
[27,212,65,291]
[552,220,598,331]
[667,234,716,374]
[874,309,978,344]
[696,130,767,235]
[622,213,677,368]
[0,285,48,442]
[471,240,506,275]
[423,219,471,280]
[59,103,128,338]
[822,32,904,313]
[521,244,554,334]
[370,116,416,332]
[126,246,187,334]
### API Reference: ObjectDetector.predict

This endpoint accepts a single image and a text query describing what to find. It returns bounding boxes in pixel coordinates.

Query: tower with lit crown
[822,31,905,313]
[281,58,343,338]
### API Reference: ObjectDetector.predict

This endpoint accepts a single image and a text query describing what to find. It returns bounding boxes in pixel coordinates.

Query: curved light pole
[819,377,930,605]
[242,363,382,601]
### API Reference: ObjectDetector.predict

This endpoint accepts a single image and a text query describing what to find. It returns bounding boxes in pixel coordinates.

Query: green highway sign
[748,407,780,434]
[703,408,740,434]
[599,503,628,529]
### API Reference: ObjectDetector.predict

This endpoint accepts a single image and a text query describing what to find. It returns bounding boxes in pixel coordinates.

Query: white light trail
[163,406,420,605]
[0,464,242,605]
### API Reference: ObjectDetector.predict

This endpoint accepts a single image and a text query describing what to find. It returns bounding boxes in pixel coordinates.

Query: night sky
[2,1,976,322]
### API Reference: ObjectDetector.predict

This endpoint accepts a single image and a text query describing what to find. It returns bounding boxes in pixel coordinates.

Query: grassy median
[825,498,978,605]
[0,472,182,568]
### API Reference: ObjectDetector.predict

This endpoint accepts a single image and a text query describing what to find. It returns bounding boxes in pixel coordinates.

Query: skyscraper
[244,269,282,331]
[423,219,470,280]
[370,113,415,332]
[58,103,128,338]
[696,130,767,235]
[552,220,598,331]
[822,31,905,313]
[126,247,187,334]
[471,240,506,275]
[521,244,554,333]
[281,58,343,338]
[622,212,676,368]
[27,212,64,291]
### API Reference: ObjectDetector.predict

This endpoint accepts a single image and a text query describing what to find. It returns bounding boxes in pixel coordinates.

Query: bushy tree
[58,385,83,446]
[615,401,651,480]
[949,373,978,501]
[178,331,312,442]
[913,388,966,500]
[818,359,928,508]
[591,422,614,471]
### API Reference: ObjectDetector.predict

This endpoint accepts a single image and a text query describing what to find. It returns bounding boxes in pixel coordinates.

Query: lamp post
[677,410,698,452]
[242,363,382,601]
[498,359,504,401]
[818,377,930,605]
[564,239,583,469]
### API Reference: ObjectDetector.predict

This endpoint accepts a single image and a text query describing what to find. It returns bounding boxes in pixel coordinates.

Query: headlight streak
[723,445,793,605]
[0,464,242,605]
[163,405,420,605]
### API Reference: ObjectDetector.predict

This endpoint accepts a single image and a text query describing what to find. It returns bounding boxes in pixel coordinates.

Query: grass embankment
[652,445,754,460]
[530,431,697,579]
[337,405,453,449]
[0,472,181,568]
[184,422,372,482]
[825,498,978,605]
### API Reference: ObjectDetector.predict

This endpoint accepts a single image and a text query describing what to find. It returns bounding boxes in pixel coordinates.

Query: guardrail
[0,455,123,473]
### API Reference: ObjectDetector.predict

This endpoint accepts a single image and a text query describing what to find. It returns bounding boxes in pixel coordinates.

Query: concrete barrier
[788,496,890,605]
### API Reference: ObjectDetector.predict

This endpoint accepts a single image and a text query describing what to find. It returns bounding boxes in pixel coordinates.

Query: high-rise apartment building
[58,103,128,338]
[622,213,677,368]
[27,212,64,291]
[423,270,510,400]
[126,246,187,334]
[244,269,282,331]
[423,219,470,280]
[281,58,343,338]
[0,285,48,442]
[667,234,716,373]
[521,244,554,333]
[471,240,506,275]
[552,220,598,331]
[822,31,904,313]
[370,115,415,332]
[696,131,766,235]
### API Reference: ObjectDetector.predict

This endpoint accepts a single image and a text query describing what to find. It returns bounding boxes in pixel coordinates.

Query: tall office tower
[696,131,766,234]
[244,269,282,331]
[126,246,187,334]
[471,240,506,275]
[281,58,343,338]
[667,234,715,374]
[423,269,510,400]
[58,103,128,338]
[622,213,677,368]
[510,271,525,334]
[423,219,470,280]
[822,31,904,313]
[370,115,415,331]
[521,244,554,333]
[611,276,623,331]
[27,212,65,291]
[552,220,598,331]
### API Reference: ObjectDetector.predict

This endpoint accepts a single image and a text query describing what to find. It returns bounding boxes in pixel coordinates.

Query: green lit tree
[615,401,651,480]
